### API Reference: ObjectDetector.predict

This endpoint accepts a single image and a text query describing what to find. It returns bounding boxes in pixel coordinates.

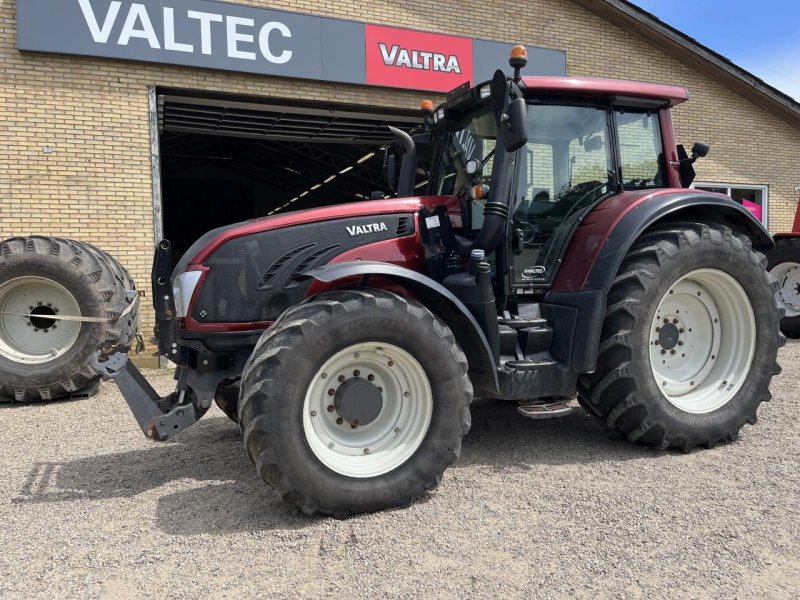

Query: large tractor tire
[214,381,240,423]
[765,236,800,338]
[0,236,139,402]
[238,288,472,517]
[578,223,783,451]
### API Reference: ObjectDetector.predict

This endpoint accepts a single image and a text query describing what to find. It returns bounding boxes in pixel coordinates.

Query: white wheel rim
[648,268,756,414]
[769,261,800,318]
[0,276,82,364]
[303,342,433,478]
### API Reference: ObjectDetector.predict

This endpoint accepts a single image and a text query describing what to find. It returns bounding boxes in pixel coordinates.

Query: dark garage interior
[158,91,428,261]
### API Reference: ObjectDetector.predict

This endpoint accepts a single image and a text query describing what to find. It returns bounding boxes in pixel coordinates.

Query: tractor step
[498,316,548,329]
[517,398,573,419]
[505,358,557,371]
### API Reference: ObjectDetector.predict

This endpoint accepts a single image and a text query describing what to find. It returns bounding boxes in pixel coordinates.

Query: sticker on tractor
[522,266,547,280]
[425,215,441,229]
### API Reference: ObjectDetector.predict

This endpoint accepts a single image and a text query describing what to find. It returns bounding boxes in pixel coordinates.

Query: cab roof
[520,76,689,107]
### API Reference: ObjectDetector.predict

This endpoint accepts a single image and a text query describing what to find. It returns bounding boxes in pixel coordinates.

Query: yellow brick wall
[2,0,799,348]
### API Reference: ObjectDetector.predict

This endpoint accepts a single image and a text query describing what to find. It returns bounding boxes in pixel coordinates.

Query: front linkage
[91,351,204,441]
[90,240,217,441]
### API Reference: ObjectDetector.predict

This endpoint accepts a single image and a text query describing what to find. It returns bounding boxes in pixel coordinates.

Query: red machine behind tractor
[0,46,784,516]
[766,191,800,338]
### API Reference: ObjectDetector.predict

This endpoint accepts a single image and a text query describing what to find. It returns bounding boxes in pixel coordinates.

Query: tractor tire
[238,288,472,517]
[577,223,783,451]
[0,236,139,402]
[765,236,800,338]
[214,381,240,423]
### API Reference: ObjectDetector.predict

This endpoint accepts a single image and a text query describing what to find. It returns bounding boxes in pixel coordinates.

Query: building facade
[2,0,799,362]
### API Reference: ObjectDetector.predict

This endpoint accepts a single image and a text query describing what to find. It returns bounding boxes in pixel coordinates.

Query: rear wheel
[578,223,783,451]
[766,236,800,338]
[0,236,139,401]
[238,288,472,516]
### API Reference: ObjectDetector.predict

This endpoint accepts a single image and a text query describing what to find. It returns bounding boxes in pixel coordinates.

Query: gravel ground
[1,342,798,599]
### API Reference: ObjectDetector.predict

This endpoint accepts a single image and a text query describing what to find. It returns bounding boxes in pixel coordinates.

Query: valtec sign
[76,0,294,63]
[17,0,566,92]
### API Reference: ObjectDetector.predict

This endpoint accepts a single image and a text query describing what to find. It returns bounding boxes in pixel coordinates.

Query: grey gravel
[1,342,798,599]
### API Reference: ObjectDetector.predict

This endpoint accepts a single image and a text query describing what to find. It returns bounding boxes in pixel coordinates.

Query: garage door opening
[157,91,427,264]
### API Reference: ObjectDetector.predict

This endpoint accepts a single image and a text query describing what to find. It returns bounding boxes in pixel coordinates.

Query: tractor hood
[173,195,460,331]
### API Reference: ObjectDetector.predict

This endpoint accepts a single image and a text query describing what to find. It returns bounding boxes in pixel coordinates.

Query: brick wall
[2,0,799,349]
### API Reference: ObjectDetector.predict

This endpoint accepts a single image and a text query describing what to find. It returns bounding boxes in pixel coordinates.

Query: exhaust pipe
[388,126,417,198]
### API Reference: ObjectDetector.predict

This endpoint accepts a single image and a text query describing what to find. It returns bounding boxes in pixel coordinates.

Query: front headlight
[172,270,203,318]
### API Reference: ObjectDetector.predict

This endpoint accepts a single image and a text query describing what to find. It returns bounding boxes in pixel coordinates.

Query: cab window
[616,111,664,189]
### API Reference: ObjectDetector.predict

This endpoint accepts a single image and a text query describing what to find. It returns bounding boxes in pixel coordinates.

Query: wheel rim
[769,261,800,318]
[303,342,433,478]
[0,277,82,364]
[648,268,756,414]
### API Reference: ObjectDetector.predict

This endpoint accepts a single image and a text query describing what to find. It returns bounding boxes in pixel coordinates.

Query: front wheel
[578,223,783,451]
[238,289,472,517]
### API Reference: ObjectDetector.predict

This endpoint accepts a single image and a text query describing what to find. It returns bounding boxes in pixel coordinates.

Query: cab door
[510,104,612,287]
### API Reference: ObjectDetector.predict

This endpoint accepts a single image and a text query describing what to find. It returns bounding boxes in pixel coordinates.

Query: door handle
[512,228,524,255]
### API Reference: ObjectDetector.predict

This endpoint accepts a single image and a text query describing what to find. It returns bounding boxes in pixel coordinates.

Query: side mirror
[677,144,696,188]
[691,142,710,159]
[584,135,603,153]
[501,97,528,152]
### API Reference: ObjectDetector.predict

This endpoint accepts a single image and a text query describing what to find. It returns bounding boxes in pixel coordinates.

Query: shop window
[693,182,768,226]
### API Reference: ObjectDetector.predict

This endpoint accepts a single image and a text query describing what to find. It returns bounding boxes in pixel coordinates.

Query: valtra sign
[366,25,474,92]
[17,0,566,92]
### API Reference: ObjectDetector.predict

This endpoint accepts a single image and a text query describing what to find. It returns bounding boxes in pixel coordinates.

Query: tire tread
[577,222,784,451]
[239,288,472,516]
[0,236,138,402]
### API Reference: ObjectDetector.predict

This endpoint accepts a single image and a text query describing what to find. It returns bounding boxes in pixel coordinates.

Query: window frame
[691,182,769,228]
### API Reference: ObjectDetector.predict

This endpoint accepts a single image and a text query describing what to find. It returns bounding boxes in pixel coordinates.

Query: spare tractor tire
[0,236,139,402]
[765,236,800,338]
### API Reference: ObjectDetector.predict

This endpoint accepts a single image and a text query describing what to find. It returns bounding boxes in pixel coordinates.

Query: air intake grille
[395,216,414,237]
[257,243,315,290]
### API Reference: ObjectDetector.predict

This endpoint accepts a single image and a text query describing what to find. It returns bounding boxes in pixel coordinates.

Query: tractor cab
[414,46,695,295]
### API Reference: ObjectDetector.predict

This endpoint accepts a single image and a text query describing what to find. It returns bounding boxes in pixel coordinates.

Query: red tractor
[766,190,800,338]
[80,47,781,516]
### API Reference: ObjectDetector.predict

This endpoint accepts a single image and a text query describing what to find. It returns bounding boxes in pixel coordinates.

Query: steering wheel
[548,180,605,218]
[624,178,655,190]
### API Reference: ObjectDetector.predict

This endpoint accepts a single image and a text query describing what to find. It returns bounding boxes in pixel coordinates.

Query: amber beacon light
[510,45,528,67]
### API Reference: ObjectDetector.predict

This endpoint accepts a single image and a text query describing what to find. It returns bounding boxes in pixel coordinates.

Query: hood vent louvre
[286,244,342,289]
[395,216,414,237]
[257,243,316,290]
